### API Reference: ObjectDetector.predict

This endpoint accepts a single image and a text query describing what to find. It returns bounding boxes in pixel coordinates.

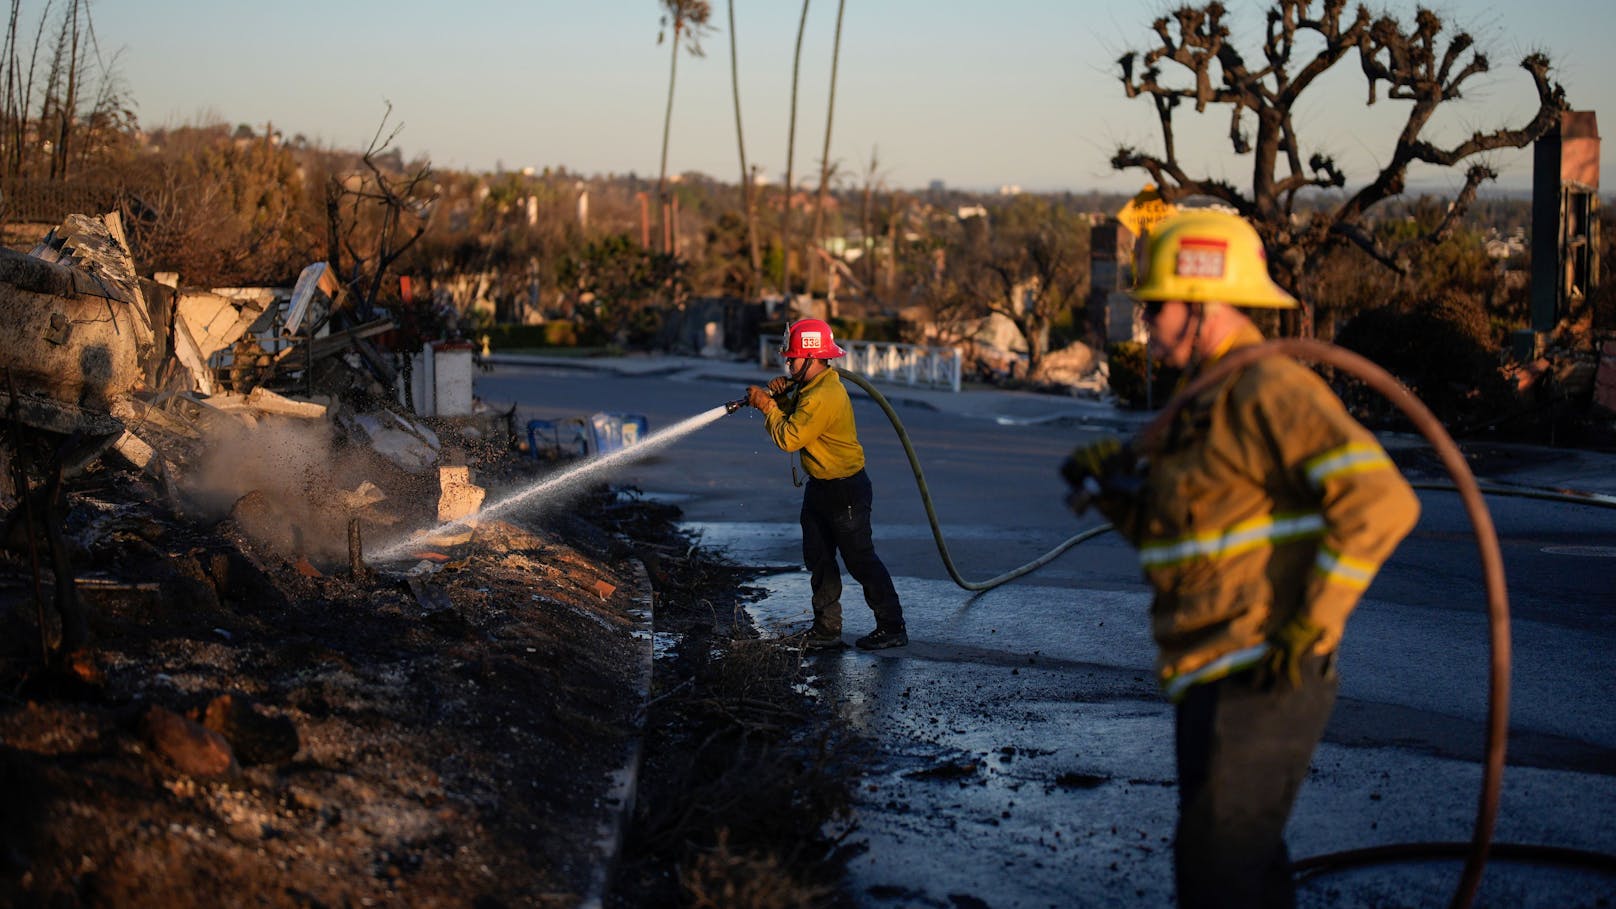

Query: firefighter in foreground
[1062,210,1420,908]
[745,319,909,651]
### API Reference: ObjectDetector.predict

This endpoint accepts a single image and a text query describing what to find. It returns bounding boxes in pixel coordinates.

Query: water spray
[367,403,736,564]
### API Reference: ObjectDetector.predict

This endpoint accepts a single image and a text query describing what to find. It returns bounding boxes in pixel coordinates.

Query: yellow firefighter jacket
[1097,326,1420,700]
[762,367,866,480]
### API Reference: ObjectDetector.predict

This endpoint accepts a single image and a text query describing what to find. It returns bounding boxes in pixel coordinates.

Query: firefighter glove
[1259,616,1327,690]
[745,385,776,413]
[1059,437,1130,513]
[766,376,793,396]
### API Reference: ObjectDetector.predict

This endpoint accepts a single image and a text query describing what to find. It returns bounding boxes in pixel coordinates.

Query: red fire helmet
[779,318,845,359]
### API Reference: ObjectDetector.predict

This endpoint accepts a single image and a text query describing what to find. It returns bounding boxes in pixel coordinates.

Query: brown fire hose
[844,342,1612,904]
[1137,338,1508,909]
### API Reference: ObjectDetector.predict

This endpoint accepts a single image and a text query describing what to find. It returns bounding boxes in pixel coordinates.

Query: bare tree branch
[1112,0,1565,317]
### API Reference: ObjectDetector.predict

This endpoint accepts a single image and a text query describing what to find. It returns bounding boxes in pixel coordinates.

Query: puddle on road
[685,516,1616,908]
[732,567,1180,906]
[678,521,801,567]
[674,518,1071,569]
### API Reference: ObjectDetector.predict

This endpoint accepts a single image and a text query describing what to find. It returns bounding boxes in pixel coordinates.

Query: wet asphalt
[480,357,1616,909]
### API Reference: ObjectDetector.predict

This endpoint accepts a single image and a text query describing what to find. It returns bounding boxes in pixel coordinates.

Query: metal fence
[0,179,127,224]
[759,335,962,393]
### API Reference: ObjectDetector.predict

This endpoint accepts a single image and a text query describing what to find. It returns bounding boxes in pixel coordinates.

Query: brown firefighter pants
[1173,653,1337,909]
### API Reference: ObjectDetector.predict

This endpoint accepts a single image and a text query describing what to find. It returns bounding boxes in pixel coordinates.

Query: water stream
[368,404,734,563]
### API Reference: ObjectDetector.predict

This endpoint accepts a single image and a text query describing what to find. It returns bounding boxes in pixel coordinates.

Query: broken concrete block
[168,288,272,394]
[437,465,486,524]
[342,481,387,511]
[351,411,440,472]
[244,387,328,419]
[112,430,156,470]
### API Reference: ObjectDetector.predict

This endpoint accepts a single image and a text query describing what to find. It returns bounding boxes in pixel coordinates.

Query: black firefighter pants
[1174,653,1337,909]
[801,469,904,634]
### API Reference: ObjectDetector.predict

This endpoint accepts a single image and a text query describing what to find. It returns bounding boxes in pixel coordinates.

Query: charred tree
[1113,0,1565,332]
[324,104,435,325]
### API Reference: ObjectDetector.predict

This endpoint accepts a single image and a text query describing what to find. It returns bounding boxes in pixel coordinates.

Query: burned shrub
[1333,293,1516,433]
[1103,341,1182,410]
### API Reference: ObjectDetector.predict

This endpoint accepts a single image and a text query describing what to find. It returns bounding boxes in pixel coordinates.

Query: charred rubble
[0,211,629,905]
[0,213,858,907]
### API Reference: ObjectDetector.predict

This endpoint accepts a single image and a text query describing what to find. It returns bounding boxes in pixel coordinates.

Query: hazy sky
[95,1,1613,196]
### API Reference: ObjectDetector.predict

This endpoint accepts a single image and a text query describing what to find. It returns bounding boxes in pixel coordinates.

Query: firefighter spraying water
[736,319,910,651]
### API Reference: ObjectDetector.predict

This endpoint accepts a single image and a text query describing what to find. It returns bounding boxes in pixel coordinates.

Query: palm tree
[726,0,762,296]
[860,146,883,296]
[656,0,713,254]
[809,0,845,310]
[780,0,810,294]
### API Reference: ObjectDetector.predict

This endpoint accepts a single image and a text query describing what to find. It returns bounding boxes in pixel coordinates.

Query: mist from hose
[367,404,732,563]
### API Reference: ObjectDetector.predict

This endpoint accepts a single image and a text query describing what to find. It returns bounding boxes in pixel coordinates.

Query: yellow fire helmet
[1131,209,1298,309]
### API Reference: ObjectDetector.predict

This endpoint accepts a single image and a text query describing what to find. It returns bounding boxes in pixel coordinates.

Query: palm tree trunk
[727,0,761,297]
[811,0,845,314]
[781,0,810,296]
[657,19,683,254]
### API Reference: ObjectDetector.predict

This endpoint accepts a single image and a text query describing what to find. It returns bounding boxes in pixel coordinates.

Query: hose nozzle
[724,398,748,415]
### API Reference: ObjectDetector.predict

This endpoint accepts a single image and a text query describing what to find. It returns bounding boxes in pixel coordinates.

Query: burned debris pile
[0,213,660,905]
[0,212,863,906]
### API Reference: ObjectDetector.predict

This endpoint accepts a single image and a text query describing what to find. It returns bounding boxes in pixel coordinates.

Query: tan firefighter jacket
[1097,326,1420,700]
[761,367,866,480]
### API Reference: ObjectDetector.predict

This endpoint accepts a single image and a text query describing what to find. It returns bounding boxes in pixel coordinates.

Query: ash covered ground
[0,423,860,908]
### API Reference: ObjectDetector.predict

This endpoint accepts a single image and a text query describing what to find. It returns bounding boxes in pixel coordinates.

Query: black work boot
[802,625,844,650]
[855,626,907,651]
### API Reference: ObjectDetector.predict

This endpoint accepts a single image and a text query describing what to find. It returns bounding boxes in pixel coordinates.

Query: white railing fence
[759,335,962,393]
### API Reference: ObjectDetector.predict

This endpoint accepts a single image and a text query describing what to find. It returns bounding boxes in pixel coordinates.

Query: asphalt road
[479,362,1616,909]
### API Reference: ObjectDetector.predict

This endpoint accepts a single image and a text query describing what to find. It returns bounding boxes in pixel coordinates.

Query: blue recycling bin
[526,418,589,459]
[587,413,650,454]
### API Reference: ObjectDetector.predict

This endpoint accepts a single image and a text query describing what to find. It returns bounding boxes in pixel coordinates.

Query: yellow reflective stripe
[1315,545,1374,590]
[1305,443,1392,487]
[1140,512,1325,568]
[1163,642,1271,702]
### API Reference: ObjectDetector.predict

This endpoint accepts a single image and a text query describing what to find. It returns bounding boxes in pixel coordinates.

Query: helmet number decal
[1175,237,1227,278]
[800,331,822,350]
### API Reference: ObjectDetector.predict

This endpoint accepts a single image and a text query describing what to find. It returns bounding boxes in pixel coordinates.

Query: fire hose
[822,345,1616,908]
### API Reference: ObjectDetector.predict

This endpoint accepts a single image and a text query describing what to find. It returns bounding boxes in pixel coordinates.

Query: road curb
[578,558,655,909]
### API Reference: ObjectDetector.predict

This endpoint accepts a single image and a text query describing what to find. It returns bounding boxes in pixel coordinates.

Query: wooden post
[348,517,368,578]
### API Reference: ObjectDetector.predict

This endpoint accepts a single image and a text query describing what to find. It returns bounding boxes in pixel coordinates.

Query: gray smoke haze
[182,415,380,564]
